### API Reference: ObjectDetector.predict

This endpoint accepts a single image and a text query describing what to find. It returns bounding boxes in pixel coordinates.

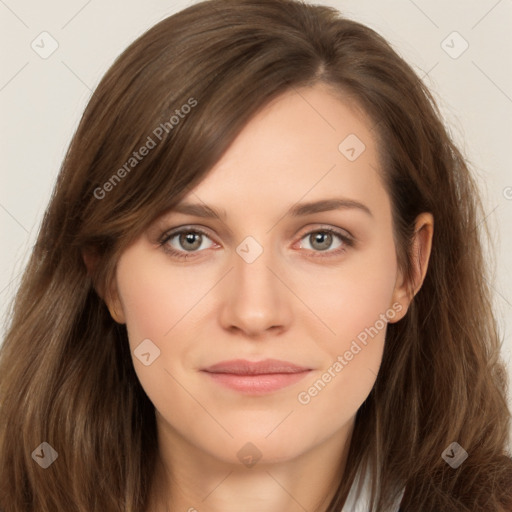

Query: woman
[0,0,511,510]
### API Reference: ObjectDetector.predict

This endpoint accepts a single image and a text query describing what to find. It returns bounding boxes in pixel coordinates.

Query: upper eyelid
[161,225,217,243]
[161,224,353,248]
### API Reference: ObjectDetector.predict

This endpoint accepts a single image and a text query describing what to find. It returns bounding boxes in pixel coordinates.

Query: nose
[218,245,292,338]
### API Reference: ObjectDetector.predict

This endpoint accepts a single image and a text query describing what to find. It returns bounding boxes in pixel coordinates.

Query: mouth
[200,359,312,394]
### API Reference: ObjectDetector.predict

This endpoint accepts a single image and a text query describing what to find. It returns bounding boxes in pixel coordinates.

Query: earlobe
[389,212,434,322]
[105,293,126,324]
[103,277,127,324]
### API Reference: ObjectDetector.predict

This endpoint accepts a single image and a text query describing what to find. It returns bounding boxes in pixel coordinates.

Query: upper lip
[201,359,311,375]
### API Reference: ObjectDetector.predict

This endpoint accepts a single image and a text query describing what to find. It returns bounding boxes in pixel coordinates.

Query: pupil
[313,232,331,251]
[181,233,201,250]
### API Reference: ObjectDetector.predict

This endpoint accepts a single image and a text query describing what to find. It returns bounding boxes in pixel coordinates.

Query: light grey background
[1,1,511,424]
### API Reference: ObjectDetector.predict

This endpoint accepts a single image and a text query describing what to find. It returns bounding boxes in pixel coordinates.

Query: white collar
[340,463,404,512]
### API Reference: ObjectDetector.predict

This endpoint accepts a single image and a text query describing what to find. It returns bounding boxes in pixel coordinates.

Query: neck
[147,420,355,512]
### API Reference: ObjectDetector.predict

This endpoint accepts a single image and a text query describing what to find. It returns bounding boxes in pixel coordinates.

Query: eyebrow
[288,198,373,218]
[171,198,373,219]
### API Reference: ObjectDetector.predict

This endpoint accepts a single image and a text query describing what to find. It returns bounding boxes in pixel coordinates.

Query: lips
[200,359,312,394]
[201,358,311,375]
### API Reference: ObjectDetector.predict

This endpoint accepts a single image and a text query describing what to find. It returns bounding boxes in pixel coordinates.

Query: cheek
[296,288,392,427]
[299,237,398,403]
[119,282,173,351]
[115,251,201,347]
[113,248,220,398]
[305,236,398,344]
[114,252,194,411]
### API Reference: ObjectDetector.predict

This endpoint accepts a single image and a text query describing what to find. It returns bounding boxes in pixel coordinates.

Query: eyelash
[158,225,354,261]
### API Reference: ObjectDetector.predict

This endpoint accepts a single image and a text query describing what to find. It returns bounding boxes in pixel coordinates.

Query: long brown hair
[1,1,511,510]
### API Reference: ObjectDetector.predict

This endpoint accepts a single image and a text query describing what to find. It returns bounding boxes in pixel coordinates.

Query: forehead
[175,84,388,219]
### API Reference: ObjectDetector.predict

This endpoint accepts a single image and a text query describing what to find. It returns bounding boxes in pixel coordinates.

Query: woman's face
[108,84,413,467]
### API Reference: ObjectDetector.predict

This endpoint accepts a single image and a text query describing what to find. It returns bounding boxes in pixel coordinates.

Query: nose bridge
[219,234,290,335]
[236,237,275,294]
[234,234,280,308]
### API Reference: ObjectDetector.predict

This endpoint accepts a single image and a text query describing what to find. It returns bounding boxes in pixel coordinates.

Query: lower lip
[202,371,311,394]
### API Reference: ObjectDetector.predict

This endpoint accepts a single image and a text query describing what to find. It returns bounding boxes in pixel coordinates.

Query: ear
[81,248,126,324]
[389,212,434,323]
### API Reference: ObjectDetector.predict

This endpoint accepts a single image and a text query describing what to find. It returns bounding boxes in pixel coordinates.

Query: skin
[97,83,433,512]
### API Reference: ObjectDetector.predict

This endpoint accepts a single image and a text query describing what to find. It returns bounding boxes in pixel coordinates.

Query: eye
[159,227,216,260]
[158,225,354,261]
[297,227,354,257]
